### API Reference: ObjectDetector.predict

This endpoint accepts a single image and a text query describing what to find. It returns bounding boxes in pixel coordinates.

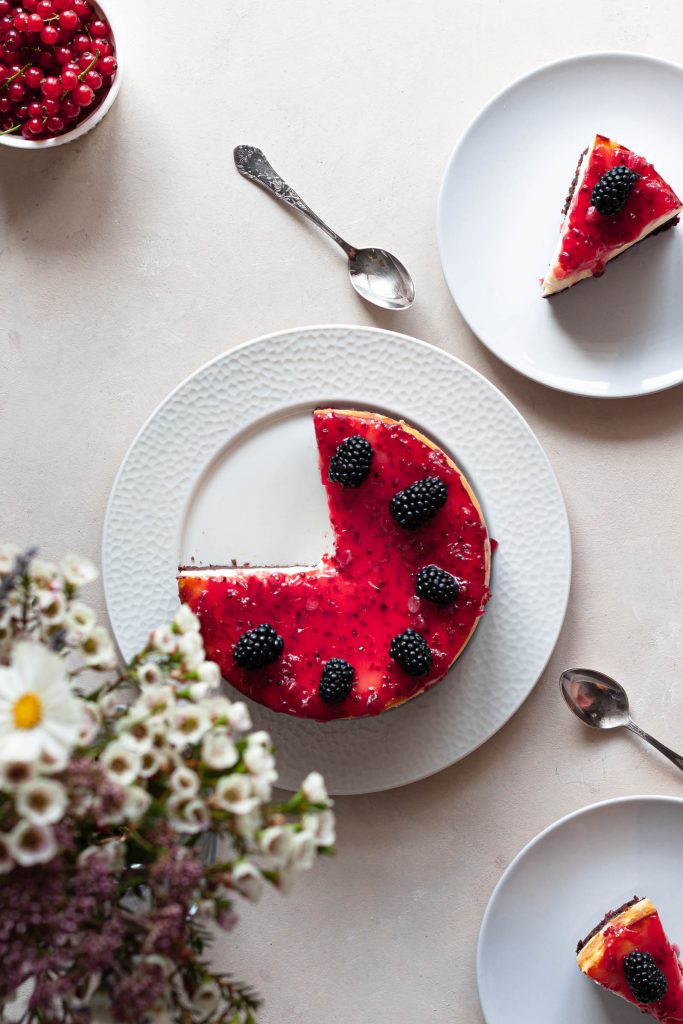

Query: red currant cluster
[0,0,117,141]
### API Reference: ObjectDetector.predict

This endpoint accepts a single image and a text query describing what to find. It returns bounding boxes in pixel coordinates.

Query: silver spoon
[560,668,683,772]
[233,145,415,311]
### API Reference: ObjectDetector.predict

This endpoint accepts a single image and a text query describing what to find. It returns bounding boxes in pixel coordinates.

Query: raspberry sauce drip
[179,410,491,722]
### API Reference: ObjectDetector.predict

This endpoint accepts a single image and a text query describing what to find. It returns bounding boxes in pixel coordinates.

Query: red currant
[36,0,54,15]
[54,44,71,63]
[0,0,11,14]
[0,94,11,112]
[0,63,6,83]
[24,0,38,9]
[45,113,62,131]
[97,54,115,76]
[13,11,29,30]
[42,95,58,113]
[15,102,28,119]
[92,37,110,57]
[59,94,77,118]
[24,65,42,88]
[7,79,24,100]
[3,28,21,48]
[83,68,101,89]
[40,74,61,97]
[72,0,89,14]
[72,81,92,106]
[59,8,77,29]
[27,115,43,133]
[54,0,72,9]
[27,11,42,30]
[1,115,15,130]
[77,50,94,69]
[40,24,59,43]
[60,65,77,89]
[72,32,88,53]
[21,121,33,138]
[38,49,55,68]
[88,17,107,37]
[27,99,43,116]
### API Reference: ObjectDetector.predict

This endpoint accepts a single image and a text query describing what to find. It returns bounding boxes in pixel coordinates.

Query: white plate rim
[476,793,683,1022]
[437,50,683,399]
[102,324,572,795]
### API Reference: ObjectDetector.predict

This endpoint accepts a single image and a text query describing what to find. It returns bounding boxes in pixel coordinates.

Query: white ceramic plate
[478,795,683,1023]
[438,52,683,398]
[103,326,570,795]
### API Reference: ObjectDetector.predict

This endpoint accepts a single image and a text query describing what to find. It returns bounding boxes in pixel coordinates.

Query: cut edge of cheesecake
[577,896,653,974]
[542,136,683,297]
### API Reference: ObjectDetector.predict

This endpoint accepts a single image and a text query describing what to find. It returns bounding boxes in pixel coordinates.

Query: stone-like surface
[4,1,683,1021]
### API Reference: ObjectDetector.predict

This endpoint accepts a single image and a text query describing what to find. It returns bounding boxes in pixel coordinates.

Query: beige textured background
[3,1,683,1021]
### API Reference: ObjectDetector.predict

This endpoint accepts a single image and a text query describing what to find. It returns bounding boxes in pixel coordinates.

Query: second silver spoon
[560,667,683,772]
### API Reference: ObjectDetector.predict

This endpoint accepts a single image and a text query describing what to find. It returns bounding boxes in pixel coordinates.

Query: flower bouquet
[0,546,335,1024]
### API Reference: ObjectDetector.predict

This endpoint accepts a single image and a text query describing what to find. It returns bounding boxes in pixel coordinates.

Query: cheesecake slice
[542,134,682,295]
[577,897,683,1021]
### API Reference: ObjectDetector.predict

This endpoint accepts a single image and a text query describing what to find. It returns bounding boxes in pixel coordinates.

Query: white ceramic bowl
[0,0,121,149]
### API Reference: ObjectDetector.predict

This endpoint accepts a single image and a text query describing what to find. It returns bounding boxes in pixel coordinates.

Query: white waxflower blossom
[169,766,200,797]
[201,728,238,771]
[234,807,261,840]
[60,553,98,589]
[173,605,200,634]
[29,558,59,586]
[0,543,19,575]
[176,631,204,670]
[303,809,336,848]
[301,771,331,806]
[166,795,210,834]
[250,767,278,803]
[138,748,162,778]
[167,704,210,747]
[37,746,70,775]
[8,820,56,866]
[82,626,117,669]
[77,702,101,746]
[101,742,141,786]
[139,683,175,717]
[191,980,221,1018]
[37,589,67,626]
[78,840,126,872]
[65,601,97,640]
[0,642,82,763]
[0,833,14,874]
[227,701,252,733]
[212,774,258,815]
[15,778,67,826]
[151,626,177,655]
[206,695,233,725]
[98,689,125,718]
[287,830,317,871]
[138,662,163,687]
[196,660,220,689]
[0,759,36,791]
[231,861,263,903]
[243,731,275,775]
[116,716,155,755]
[259,825,294,867]
[123,785,152,821]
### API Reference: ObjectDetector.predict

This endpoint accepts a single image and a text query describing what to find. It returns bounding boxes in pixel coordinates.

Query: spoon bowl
[348,247,415,310]
[560,667,631,729]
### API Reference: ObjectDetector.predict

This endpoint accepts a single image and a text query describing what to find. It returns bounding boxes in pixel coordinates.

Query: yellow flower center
[12,693,42,730]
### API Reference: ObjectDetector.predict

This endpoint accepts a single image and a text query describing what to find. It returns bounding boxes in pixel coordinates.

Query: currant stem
[78,48,101,81]
[0,123,21,135]
[0,63,30,92]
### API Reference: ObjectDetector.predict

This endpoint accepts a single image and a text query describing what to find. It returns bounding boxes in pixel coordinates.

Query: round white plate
[103,326,570,795]
[438,52,683,398]
[478,795,683,1023]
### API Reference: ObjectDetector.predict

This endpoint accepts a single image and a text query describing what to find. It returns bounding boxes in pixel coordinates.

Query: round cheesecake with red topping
[178,408,491,722]
[542,134,683,296]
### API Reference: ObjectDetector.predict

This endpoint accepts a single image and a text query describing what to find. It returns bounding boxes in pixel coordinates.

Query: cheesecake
[577,896,683,1021]
[542,134,682,296]
[178,408,491,721]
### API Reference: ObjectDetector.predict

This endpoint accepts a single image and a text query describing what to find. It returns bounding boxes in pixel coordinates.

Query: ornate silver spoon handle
[627,719,683,772]
[233,145,355,257]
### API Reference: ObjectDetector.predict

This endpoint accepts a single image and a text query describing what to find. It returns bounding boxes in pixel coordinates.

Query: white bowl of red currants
[0,0,120,148]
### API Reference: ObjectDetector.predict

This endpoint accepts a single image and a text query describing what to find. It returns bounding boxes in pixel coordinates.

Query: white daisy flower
[0,833,14,874]
[166,795,210,834]
[101,742,141,786]
[0,542,19,575]
[65,601,97,640]
[8,820,56,866]
[15,778,67,826]
[259,825,294,867]
[123,785,152,821]
[60,553,98,589]
[212,774,258,815]
[191,979,221,1018]
[301,771,331,806]
[227,700,252,733]
[231,860,263,903]
[151,625,177,655]
[169,766,200,797]
[201,728,238,771]
[0,759,36,791]
[303,809,336,848]
[173,605,200,635]
[0,642,82,763]
[167,704,210,747]
[82,626,117,669]
[77,702,101,746]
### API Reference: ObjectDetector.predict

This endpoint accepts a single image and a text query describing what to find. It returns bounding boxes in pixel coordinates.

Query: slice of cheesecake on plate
[577,896,683,1021]
[542,134,683,296]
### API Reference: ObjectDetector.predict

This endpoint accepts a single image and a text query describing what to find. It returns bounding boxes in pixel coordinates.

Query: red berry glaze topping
[178,409,492,722]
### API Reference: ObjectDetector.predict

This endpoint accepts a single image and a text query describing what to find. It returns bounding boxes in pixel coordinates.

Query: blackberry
[591,165,639,216]
[415,565,460,605]
[319,658,355,705]
[234,624,284,670]
[328,435,373,487]
[389,629,433,676]
[623,951,667,1004]
[390,477,448,530]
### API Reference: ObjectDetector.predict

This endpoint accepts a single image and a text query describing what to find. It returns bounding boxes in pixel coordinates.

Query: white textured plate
[103,326,570,795]
[438,52,683,398]
[478,796,683,1023]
